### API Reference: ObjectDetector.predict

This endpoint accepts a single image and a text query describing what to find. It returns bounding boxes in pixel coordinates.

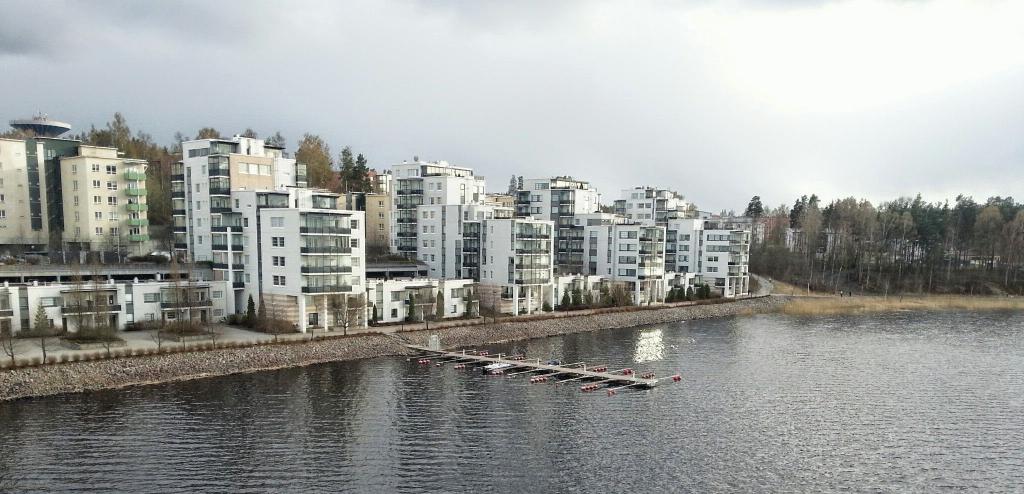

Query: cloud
[0,0,1021,211]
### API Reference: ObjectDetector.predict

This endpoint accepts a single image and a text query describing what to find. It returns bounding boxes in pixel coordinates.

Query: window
[106,181,117,190]
[0,210,5,219]
[106,165,117,175]
[271,217,284,227]
[93,196,101,204]
[92,180,101,189]
[272,237,285,247]
[109,227,119,235]
[94,212,103,220]
[92,164,100,173]
[707,256,719,262]
[351,238,359,248]
[107,197,118,205]
[273,275,286,286]
[351,220,359,230]
[272,256,285,267]
[94,227,103,236]
[212,291,223,299]
[144,293,160,303]
[708,266,719,272]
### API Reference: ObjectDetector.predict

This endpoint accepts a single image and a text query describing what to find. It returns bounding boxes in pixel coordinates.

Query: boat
[482,362,514,374]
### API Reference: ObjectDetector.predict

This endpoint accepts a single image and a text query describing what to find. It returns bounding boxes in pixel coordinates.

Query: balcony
[174,242,188,250]
[209,166,230,177]
[396,231,418,238]
[299,226,352,235]
[212,244,244,252]
[171,190,185,198]
[515,248,549,255]
[171,209,185,216]
[211,263,244,270]
[300,246,352,254]
[171,174,185,182]
[517,232,550,239]
[211,225,243,233]
[172,226,186,233]
[301,285,352,294]
[0,309,14,317]
[129,234,150,242]
[62,304,122,315]
[127,218,148,227]
[160,300,213,310]
[127,203,149,212]
[301,266,353,274]
[211,207,232,214]
[396,189,424,195]
[123,170,146,181]
[208,187,230,196]
[396,217,417,223]
[125,188,146,197]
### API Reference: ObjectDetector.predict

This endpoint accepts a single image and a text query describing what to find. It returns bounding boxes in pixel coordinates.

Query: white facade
[0,279,230,334]
[583,221,667,305]
[516,177,600,275]
[478,217,556,315]
[613,186,690,223]
[668,215,751,297]
[366,278,475,323]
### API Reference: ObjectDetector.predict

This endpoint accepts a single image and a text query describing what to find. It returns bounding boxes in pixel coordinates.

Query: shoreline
[777,294,1024,315]
[0,296,782,402]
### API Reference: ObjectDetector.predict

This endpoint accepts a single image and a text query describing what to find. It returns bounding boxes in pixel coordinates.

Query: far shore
[778,294,1024,315]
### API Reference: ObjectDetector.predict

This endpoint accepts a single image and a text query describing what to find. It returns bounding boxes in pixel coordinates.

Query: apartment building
[174,136,304,261]
[366,278,475,323]
[390,159,486,260]
[0,278,229,334]
[365,192,391,254]
[667,215,751,297]
[0,137,149,253]
[613,186,691,223]
[477,217,556,315]
[516,177,600,275]
[583,221,667,305]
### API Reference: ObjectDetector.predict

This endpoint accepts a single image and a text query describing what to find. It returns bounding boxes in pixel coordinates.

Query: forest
[745,194,1024,295]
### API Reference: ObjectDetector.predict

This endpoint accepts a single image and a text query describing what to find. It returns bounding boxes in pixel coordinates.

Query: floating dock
[407,345,681,395]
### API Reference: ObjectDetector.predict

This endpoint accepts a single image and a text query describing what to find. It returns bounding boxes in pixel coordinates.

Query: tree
[338,146,355,192]
[241,128,259,138]
[0,326,15,367]
[686,286,694,301]
[347,294,366,331]
[745,196,765,219]
[435,291,445,321]
[195,127,221,139]
[508,175,518,195]
[542,301,552,312]
[245,295,256,327]
[296,134,334,190]
[371,304,379,325]
[571,288,583,309]
[257,293,268,330]
[975,205,1004,270]
[560,290,571,310]
[583,290,594,307]
[266,131,286,148]
[407,293,418,322]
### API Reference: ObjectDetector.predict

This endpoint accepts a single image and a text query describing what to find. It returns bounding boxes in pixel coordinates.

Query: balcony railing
[212,244,244,251]
[299,226,352,235]
[127,203,149,212]
[125,188,146,197]
[0,309,14,317]
[127,218,148,227]
[123,170,146,181]
[396,231,418,238]
[174,242,188,250]
[160,300,213,309]
[171,174,185,182]
[211,263,244,270]
[208,187,231,196]
[209,166,230,177]
[300,246,352,254]
[396,189,424,195]
[300,285,353,294]
[211,207,232,214]
[172,226,187,233]
[62,304,122,315]
[301,266,353,274]
[129,234,149,242]
[171,190,185,198]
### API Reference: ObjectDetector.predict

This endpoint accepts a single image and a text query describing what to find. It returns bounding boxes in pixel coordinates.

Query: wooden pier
[407,345,680,394]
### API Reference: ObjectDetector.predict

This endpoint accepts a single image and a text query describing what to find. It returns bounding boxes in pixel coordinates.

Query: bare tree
[0,325,16,367]
[346,294,366,333]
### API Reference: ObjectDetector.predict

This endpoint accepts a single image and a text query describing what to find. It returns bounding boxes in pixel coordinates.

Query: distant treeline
[0,113,375,234]
[743,194,1024,295]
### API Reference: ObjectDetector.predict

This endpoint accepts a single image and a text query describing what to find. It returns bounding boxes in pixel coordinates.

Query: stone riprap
[0,296,782,401]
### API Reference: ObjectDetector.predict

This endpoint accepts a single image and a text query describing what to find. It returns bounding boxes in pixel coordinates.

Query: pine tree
[33,304,50,333]
[354,153,370,192]
[560,290,571,310]
[257,293,268,328]
[245,295,256,327]
[435,291,445,321]
[508,175,518,195]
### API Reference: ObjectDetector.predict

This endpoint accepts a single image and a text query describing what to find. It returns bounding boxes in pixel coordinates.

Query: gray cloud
[1,0,1021,211]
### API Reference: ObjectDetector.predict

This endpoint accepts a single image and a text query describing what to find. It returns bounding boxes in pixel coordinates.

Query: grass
[779,295,1024,315]
[770,279,832,296]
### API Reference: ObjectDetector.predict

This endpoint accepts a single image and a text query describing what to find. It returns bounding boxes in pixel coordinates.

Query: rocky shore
[0,296,782,402]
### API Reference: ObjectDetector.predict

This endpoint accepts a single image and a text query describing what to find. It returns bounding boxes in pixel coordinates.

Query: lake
[1,310,1022,492]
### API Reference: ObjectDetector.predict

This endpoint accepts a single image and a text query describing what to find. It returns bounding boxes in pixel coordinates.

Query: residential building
[613,186,691,223]
[0,136,149,254]
[583,220,668,305]
[390,159,486,261]
[486,193,516,209]
[174,135,304,261]
[365,192,391,254]
[477,217,556,315]
[366,278,475,324]
[0,278,229,334]
[668,215,751,297]
[516,177,600,275]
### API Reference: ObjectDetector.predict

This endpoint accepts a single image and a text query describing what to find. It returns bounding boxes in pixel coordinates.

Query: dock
[407,345,681,394]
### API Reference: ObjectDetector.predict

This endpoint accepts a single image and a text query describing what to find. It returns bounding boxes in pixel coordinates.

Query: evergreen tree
[745,196,765,219]
[33,304,50,333]
[508,175,518,195]
[686,287,694,301]
[571,288,583,308]
[354,153,371,192]
[560,290,571,310]
[257,293,268,328]
[339,146,356,192]
[435,291,445,321]
[245,295,256,326]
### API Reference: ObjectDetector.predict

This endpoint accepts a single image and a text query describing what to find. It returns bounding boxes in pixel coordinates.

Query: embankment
[778,295,1024,316]
[0,296,782,402]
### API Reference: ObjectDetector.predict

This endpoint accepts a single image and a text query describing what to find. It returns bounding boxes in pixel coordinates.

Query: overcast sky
[1,0,1022,211]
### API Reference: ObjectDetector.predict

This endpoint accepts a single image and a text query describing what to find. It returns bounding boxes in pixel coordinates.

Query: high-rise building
[515,177,600,275]
[613,186,690,223]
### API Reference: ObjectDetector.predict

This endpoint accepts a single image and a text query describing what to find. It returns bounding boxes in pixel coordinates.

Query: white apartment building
[174,136,304,260]
[667,215,751,297]
[0,278,229,334]
[516,177,600,275]
[613,186,691,223]
[0,137,149,253]
[366,278,475,324]
[390,159,486,262]
[478,217,556,315]
[583,221,668,305]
